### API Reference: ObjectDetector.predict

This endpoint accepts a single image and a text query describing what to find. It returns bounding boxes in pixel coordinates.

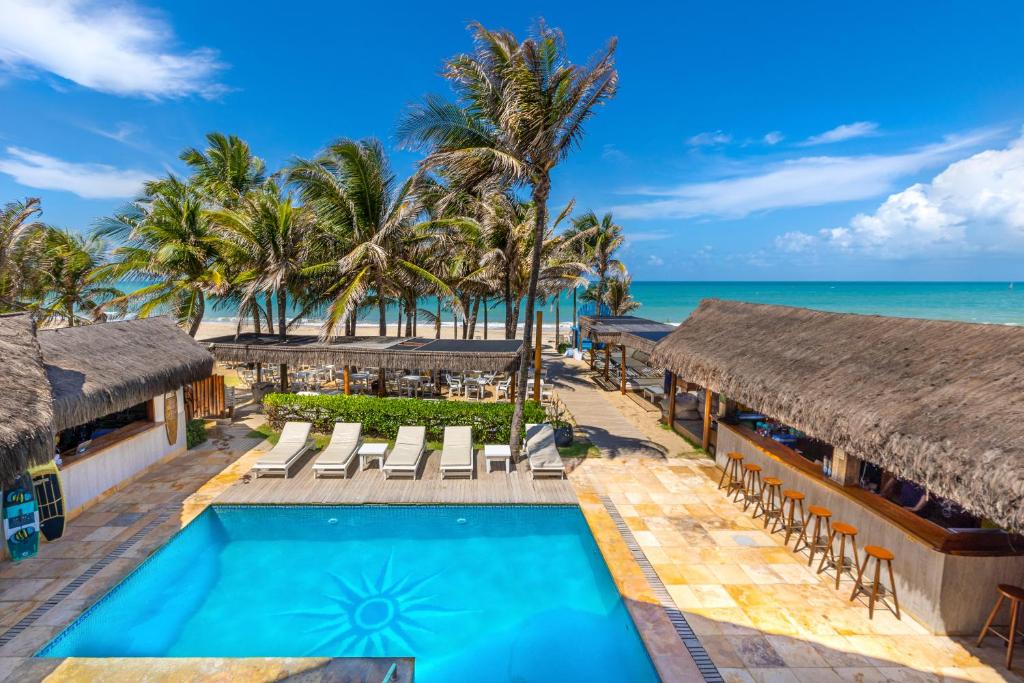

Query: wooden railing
[185,374,227,420]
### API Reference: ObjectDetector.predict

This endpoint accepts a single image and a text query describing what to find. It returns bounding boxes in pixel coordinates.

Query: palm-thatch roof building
[578,315,673,394]
[0,315,213,514]
[203,333,524,374]
[650,298,1024,634]
[0,314,55,484]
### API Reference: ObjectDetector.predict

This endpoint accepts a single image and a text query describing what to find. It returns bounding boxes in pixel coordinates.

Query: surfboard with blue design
[3,472,40,562]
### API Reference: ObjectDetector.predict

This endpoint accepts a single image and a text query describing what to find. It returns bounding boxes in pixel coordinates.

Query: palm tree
[181,132,266,209]
[0,197,47,311]
[571,211,625,319]
[603,274,641,316]
[288,138,448,338]
[33,228,124,326]
[401,21,617,457]
[93,176,228,336]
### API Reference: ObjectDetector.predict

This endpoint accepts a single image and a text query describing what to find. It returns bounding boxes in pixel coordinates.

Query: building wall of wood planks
[185,374,226,420]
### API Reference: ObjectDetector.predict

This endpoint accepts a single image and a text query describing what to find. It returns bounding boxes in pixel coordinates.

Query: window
[56,400,155,462]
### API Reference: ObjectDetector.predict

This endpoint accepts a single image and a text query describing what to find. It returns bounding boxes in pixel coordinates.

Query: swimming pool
[39,505,658,682]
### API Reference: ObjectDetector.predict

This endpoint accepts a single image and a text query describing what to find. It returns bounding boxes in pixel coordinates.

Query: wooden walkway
[214,447,577,505]
[548,353,667,459]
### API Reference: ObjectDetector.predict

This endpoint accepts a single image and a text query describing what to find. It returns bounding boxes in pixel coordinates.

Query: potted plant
[548,404,575,446]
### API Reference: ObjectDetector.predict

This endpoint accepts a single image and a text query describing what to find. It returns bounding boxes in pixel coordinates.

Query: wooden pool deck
[213,447,579,505]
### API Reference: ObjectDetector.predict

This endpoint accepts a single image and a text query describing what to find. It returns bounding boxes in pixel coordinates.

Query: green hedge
[263,393,546,443]
[186,419,207,449]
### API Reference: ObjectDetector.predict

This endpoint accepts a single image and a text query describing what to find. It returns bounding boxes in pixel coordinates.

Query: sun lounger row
[250,422,566,479]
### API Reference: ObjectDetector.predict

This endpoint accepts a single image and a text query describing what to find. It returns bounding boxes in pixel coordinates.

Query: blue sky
[1,1,1023,280]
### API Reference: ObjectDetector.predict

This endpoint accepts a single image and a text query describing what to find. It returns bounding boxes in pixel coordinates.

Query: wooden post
[509,368,516,403]
[702,387,713,450]
[533,310,542,401]
[604,345,610,382]
[668,372,678,432]
[620,345,627,394]
[279,364,288,393]
[343,366,350,395]
[255,362,262,383]
[830,448,862,486]
[378,368,385,397]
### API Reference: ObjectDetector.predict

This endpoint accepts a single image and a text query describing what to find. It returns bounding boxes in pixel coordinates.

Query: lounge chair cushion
[525,424,564,470]
[441,426,473,469]
[386,426,426,468]
[315,423,361,466]
[257,422,312,466]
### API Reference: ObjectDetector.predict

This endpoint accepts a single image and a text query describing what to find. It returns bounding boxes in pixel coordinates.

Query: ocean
[125,281,1024,328]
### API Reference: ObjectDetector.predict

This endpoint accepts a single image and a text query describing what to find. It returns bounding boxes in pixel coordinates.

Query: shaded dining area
[578,314,674,394]
[649,298,1024,637]
[204,334,533,402]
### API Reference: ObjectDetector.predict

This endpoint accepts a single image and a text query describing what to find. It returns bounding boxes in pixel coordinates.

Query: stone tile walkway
[572,457,1021,683]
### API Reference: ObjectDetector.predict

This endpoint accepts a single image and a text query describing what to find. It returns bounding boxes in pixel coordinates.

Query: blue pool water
[39,506,658,682]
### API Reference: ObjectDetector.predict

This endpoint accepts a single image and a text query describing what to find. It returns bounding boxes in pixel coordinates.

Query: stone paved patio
[571,456,1022,683]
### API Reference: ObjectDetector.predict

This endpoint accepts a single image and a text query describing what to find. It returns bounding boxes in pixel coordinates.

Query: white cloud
[88,122,140,143]
[647,254,665,267]
[609,129,999,220]
[763,131,784,146]
[626,231,669,243]
[803,133,1024,258]
[0,0,225,99]
[0,147,152,198]
[774,231,817,253]
[602,144,628,162]
[800,121,879,146]
[687,130,732,146]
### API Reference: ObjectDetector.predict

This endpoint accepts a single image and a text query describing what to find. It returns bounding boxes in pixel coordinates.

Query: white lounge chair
[312,423,363,478]
[252,421,313,478]
[524,423,566,479]
[382,426,426,479]
[439,426,474,479]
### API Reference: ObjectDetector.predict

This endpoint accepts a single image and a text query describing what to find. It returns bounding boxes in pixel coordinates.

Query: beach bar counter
[650,299,1024,635]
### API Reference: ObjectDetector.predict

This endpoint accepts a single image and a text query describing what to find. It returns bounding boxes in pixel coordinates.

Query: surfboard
[29,462,65,541]
[3,472,40,562]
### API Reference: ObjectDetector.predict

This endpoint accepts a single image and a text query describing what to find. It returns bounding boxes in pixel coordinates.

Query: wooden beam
[620,345,627,394]
[510,369,516,403]
[343,366,350,395]
[279,364,288,393]
[668,372,678,432]
[702,387,713,450]
[533,310,542,401]
[604,344,610,381]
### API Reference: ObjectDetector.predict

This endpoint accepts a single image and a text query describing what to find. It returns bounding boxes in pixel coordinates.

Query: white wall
[61,387,187,514]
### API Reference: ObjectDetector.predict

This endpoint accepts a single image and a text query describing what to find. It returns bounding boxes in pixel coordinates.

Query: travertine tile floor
[572,456,1022,683]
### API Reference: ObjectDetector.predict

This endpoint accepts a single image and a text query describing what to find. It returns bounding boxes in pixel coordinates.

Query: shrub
[186,419,207,449]
[263,393,546,443]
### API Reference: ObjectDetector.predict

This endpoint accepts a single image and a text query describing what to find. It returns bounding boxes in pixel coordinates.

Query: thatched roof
[203,334,524,373]
[39,317,214,431]
[580,315,675,353]
[0,314,55,483]
[650,299,1024,531]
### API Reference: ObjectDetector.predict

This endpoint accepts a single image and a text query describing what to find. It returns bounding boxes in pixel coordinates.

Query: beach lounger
[439,426,474,479]
[382,426,426,479]
[312,422,363,478]
[524,423,567,479]
[251,421,313,478]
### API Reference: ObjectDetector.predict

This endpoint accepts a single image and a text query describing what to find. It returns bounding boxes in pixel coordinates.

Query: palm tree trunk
[278,287,288,392]
[435,298,441,339]
[265,292,275,335]
[187,293,205,337]
[503,269,514,339]
[405,298,413,336]
[510,174,550,459]
[572,287,577,326]
[468,296,479,339]
[396,303,402,336]
[483,299,488,340]
[555,294,560,346]
[252,300,262,334]
[376,274,387,335]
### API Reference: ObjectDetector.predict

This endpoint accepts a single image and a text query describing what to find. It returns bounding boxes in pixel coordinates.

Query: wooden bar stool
[795,505,832,566]
[719,452,744,497]
[772,489,806,544]
[850,545,900,620]
[754,477,784,528]
[739,463,763,510]
[817,522,859,589]
[977,584,1024,669]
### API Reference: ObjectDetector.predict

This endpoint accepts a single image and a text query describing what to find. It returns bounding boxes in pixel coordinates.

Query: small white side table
[483,444,512,473]
[359,442,388,471]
